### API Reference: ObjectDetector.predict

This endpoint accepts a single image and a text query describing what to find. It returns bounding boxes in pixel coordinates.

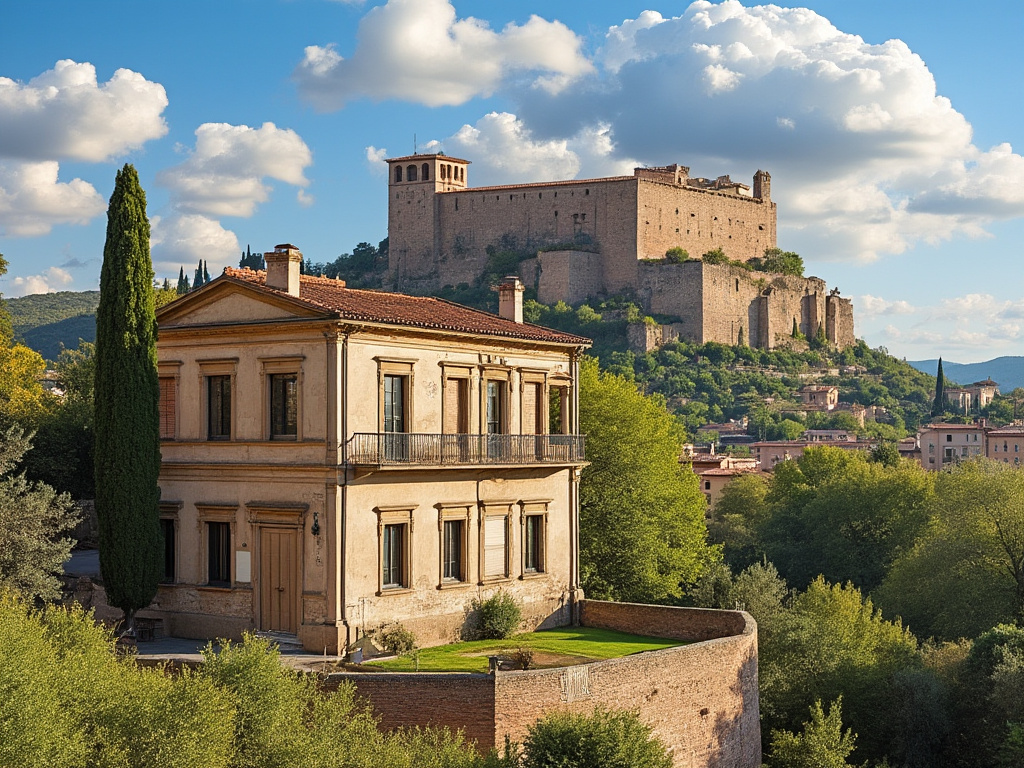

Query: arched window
[446,164,452,180]
[407,164,417,182]
[421,163,429,181]
[442,164,448,180]
[394,166,403,182]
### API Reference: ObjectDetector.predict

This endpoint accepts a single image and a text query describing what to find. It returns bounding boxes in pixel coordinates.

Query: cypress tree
[203,260,210,284]
[94,164,162,628]
[194,260,203,288]
[933,357,946,417]
[176,266,186,294]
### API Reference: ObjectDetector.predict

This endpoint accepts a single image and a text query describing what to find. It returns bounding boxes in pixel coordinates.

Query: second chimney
[265,244,302,296]
[497,276,524,323]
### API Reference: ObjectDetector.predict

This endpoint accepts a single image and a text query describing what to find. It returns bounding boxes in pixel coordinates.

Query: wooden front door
[259,527,299,634]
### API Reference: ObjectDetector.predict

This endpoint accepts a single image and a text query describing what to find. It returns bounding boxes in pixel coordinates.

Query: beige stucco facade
[150,255,589,653]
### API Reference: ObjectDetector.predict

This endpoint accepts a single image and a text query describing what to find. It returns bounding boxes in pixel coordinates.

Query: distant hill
[6,290,99,361]
[908,357,1024,391]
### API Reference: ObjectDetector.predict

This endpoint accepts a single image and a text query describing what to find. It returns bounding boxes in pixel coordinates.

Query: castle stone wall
[637,180,776,265]
[637,261,705,342]
[537,250,604,305]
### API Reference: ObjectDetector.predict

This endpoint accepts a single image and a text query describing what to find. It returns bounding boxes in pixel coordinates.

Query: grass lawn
[363,626,685,673]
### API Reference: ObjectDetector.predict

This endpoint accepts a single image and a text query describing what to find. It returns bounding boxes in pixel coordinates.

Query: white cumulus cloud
[152,122,312,270]
[430,112,636,188]
[503,0,1024,262]
[157,122,312,218]
[0,161,105,237]
[150,214,241,276]
[855,295,916,317]
[8,266,74,297]
[294,0,593,110]
[0,60,168,162]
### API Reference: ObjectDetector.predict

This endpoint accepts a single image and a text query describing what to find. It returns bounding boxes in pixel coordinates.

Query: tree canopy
[94,164,163,623]
[578,357,714,603]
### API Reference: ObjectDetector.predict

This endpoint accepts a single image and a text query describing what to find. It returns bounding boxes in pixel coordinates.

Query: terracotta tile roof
[221,268,590,346]
[987,426,1024,436]
[920,423,986,431]
[699,467,767,477]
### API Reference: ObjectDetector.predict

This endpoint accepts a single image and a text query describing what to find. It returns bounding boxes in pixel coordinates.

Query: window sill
[437,580,473,591]
[479,577,511,586]
[519,571,547,580]
[197,585,246,593]
[377,587,413,597]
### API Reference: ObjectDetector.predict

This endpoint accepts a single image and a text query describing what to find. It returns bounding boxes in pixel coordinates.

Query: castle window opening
[422,163,429,181]
[585,189,589,195]
[735,279,740,292]
[394,166,403,182]
[538,193,542,199]
[407,165,417,182]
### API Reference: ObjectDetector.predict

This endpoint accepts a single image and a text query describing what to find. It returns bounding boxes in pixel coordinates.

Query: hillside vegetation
[7,291,99,361]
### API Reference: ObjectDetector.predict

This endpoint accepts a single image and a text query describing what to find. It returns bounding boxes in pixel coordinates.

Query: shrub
[701,248,728,265]
[509,646,534,670]
[522,707,672,768]
[470,591,522,640]
[377,623,417,655]
[665,247,689,263]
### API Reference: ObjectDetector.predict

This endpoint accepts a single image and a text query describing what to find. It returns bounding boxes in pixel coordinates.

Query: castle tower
[753,170,771,201]
[386,153,471,287]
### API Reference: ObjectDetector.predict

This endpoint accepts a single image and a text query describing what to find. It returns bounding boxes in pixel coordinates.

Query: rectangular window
[486,381,504,434]
[207,376,231,440]
[443,519,463,581]
[269,373,298,439]
[522,382,543,435]
[549,385,569,434]
[159,378,176,439]
[524,515,544,573]
[384,374,406,433]
[382,523,405,588]
[484,516,507,579]
[207,522,231,586]
[443,377,470,434]
[161,518,176,583]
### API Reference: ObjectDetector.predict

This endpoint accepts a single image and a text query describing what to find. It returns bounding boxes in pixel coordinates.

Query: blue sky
[1,0,1023,363]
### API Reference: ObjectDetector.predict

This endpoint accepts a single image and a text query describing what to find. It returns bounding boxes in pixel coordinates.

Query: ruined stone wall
[637,180,776,265]
[700,263,769,346]
[827,294,856,348]
[636,261,705,342]
[537,250,605,305]
[328,601,761,768]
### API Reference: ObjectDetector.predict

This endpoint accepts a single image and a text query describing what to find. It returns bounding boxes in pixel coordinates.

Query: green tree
[578,358,713,603]
[701,247,728,265]
[767,699,857,768]
[707,473,771,569]
[94,164,163,627]
[522,708,672,768]
[0,427,78,601]
[878,459,1024,640]
[202,260,210,284]
[759,577,930,764]
[933,357,946,416]
[758,247,804,277]
[665,246,688,263]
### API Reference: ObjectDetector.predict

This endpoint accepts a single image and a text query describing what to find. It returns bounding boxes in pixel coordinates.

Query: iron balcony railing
[346,432,585,466]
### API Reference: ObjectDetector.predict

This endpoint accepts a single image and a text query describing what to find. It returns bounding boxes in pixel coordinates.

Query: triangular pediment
[157,278,328,328]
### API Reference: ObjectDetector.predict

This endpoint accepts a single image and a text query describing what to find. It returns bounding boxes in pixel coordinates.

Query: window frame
[479,502,513,583]
[520,500,550,578]
[197,504,237,588]
[159,501,181,584]
[260,356,304,442]
[198,359,237,442]
[158,361,181,440]
[376,505,416,594]
[269,372,299,440]
[436,502,473,588]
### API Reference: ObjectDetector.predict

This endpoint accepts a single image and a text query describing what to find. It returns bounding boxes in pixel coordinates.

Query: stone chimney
[265,243,302,296]
[498,276,524,323]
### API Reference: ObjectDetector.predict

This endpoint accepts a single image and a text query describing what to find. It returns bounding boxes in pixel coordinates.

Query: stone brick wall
[637,180,776,265]
[329,601,760,768]
[537,250,605,305]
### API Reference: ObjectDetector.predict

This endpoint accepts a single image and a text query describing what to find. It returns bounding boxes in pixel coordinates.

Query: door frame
[247,503,307,634]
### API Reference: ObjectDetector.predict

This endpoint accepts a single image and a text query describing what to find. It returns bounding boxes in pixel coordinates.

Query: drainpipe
[569,347,583,624]
[339,329,351,651]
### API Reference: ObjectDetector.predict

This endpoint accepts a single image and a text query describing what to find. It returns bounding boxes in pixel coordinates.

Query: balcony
[345,433,585,467]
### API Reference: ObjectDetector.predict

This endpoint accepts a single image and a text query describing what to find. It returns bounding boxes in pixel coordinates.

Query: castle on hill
[385,153,855,350]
